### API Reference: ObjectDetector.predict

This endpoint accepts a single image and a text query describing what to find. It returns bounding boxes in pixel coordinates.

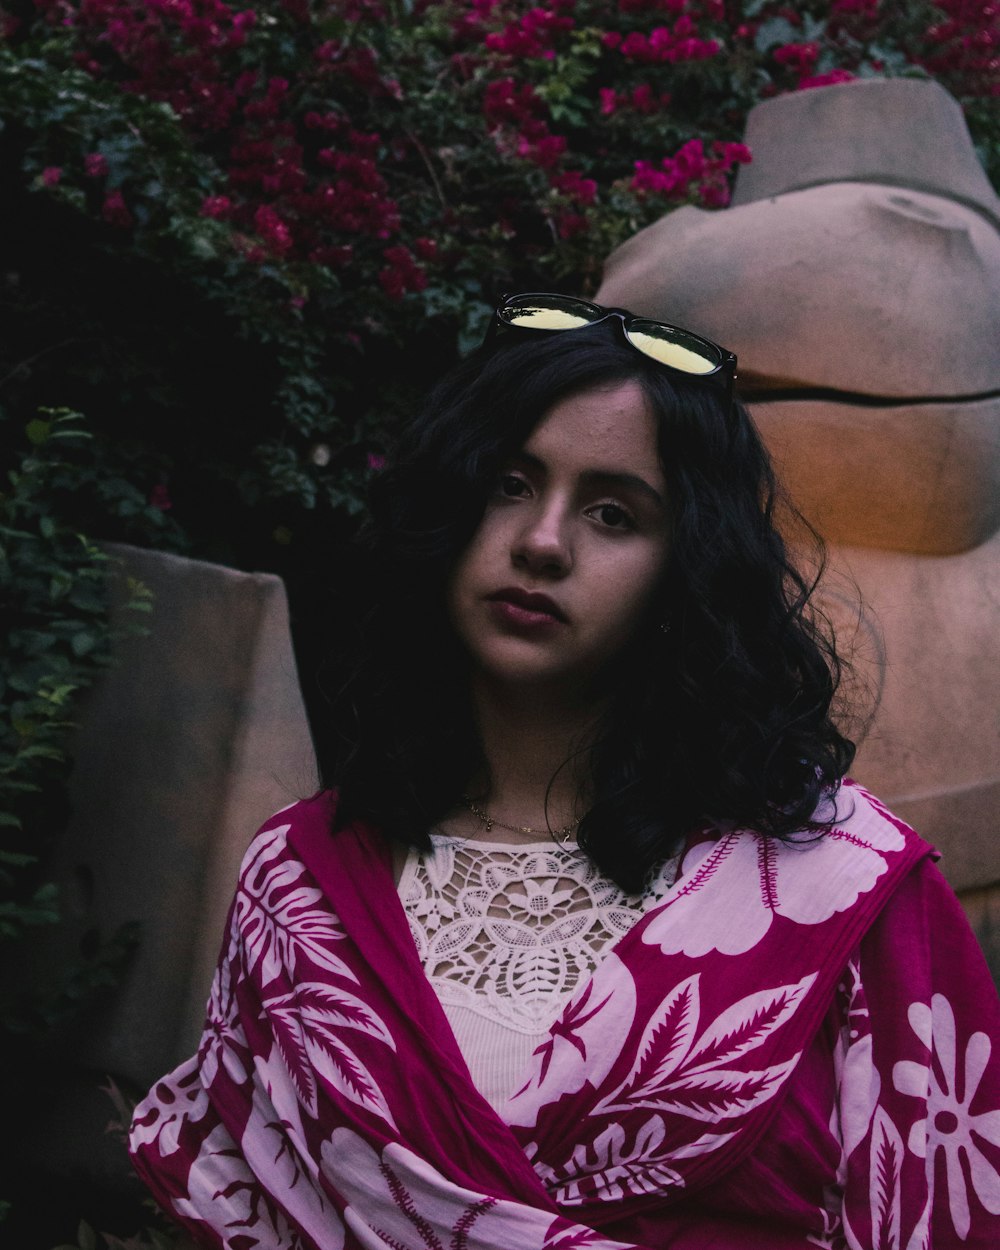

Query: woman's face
[447,379,671,702]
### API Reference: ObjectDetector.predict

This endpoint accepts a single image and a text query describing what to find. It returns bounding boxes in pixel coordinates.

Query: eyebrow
[513,450,667,511]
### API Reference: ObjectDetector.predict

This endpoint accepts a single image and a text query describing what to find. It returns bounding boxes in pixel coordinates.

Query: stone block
[27,545,318,1090]
[598,184,1000,404]
[818,534,1000,892]
[731,78,1000,227]
[753,394,1000,554]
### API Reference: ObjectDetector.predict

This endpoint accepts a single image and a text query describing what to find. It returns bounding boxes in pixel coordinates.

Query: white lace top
[398,834,678,1110]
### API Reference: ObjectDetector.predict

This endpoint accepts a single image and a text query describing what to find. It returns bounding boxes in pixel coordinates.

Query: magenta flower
[102,189,133,228]
[200,195,232,219]
[41,166,62,187]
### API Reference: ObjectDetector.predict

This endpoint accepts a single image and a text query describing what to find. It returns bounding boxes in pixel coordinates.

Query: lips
[487,586,568,624]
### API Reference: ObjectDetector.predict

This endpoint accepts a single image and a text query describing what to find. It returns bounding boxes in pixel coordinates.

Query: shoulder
[254,790,339,839]
[236,790,340,877]
[824,778,930,854]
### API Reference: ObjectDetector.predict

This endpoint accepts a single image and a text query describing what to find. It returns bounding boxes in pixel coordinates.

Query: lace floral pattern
[399,836,677,1034]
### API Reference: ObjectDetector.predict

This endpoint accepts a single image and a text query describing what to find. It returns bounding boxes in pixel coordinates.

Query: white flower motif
[643,788,905,957]
[893,993,1000,1240]
[129,1058,210,1156]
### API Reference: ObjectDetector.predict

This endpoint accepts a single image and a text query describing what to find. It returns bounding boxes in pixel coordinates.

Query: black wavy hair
[325,321,856,891]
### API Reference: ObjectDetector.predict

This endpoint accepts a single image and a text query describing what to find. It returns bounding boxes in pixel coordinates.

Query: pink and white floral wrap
[130,782,1000,1248]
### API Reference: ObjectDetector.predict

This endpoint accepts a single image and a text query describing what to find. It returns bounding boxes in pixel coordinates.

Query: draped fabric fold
[130,782,1000,1248]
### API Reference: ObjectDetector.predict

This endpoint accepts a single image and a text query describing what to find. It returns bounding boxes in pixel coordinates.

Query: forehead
[520,380,663,476]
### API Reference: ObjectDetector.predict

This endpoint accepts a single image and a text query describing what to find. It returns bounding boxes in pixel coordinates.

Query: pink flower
[674,138,706,178]
[556,210,587,238]
[41,166,62,187]
[798,68,857,90]
[149,484,172,511]
[485,6,574,58]
[378,245,426,299]
[551,169,597,205]
[712,140,753,167]
[102,189,133,228]
[85,152,109,178]
[699,180,731,208]
[632,158,682,196]
[599,87,619,115]
[253,204,293,255]
[200,195,232,219]
[366,451,386,471]
[517,132,567,168]
[773,41,820,76]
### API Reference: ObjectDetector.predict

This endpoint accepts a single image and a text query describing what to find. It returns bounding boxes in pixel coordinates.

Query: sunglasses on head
[484,292,737,399]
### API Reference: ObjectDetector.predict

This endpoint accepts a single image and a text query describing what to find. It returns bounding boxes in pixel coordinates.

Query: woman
[130,295,1000,1248]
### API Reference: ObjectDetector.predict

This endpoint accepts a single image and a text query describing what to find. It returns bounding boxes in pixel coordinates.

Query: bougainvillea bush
[0,0,997,902]
[1,0,998,562]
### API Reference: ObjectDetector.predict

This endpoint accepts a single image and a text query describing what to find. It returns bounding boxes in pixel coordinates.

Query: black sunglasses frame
[483,292,738,401]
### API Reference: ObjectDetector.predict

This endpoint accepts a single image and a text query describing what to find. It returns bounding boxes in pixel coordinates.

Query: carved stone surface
[596,79,1000,931]
[730,77,1000,224]
[26,544,318,1090]
[599,184,1000,407]
[755,393,1000,554]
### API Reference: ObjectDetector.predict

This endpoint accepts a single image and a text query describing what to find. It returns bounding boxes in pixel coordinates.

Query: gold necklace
[462,797,581,845]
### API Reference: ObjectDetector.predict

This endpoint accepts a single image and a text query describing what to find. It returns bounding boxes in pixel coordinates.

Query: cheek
[597,549,668,633]
[446,525,494,623]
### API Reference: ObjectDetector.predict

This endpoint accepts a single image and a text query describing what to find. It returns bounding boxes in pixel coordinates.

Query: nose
[511,499,572,577]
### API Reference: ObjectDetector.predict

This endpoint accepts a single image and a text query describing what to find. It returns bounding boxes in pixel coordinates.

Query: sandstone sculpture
[598,78,1000,974]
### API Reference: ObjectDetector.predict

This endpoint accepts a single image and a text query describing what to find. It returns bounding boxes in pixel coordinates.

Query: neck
[464,676,602,835]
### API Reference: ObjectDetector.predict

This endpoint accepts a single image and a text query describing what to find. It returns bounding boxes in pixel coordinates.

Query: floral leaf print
[903,1197,931,1250]
[320,1129,634,1250]
[637,1057,800,1123]
[266,981,397,1128]
[239,1085,339,1249]
[506,954,636,1130]
[541,1215,637,1249]
[643,785,906,956]
[599,974,807,1123]
[235,825,359,987]
[536,1117,684,1205]
[894,993,1000,1240]
[684,973,816,1073]
[869,1107,903,1250]
[130,1059,210,1157]
[621,974,700,1100]
[174,1122,330,1250]
[198,923,251,1088]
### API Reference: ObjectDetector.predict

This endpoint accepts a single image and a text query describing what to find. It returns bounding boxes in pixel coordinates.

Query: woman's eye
[498,473,529,498]
[591,502,635,530]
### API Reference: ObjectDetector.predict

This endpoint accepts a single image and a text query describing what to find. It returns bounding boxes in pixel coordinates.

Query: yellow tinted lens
[504,299,595,331]
[628,327,717,375]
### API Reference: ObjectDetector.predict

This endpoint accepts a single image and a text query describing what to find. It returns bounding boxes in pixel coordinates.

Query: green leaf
[69,631,97,657]
[25,419,50,446]
[754,17,800,53]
